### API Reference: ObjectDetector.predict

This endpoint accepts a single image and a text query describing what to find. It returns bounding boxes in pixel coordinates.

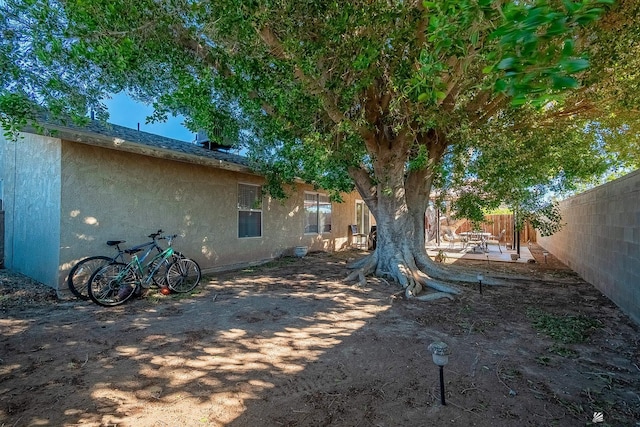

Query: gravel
[0,269,58,310]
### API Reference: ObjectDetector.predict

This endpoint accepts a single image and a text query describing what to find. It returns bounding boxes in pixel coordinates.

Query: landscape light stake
[543,252,549,264]
[428,342,450,406]
[477,273,484,295]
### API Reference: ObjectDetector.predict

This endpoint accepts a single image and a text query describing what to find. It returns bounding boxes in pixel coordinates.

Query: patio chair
[486,229,506,253]
[349,225,368,249]
[442,229,467,250]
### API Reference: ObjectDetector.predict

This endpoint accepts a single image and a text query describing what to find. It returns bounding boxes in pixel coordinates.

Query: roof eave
[28,123,256,175]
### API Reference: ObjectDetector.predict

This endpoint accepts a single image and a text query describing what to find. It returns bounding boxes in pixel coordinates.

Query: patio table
[459,231,491,252]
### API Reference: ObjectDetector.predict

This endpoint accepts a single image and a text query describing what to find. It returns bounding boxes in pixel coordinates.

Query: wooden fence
[457,214,537,246]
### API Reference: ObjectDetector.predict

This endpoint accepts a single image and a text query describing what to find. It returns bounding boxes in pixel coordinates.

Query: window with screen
[238,183,262,238]
[304,192,332,234]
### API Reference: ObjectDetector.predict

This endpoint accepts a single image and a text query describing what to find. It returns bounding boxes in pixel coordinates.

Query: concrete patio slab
[426,242,535,263]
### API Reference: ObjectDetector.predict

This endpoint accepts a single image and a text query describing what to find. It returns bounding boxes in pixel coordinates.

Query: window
[238,183,262,238]
[304,192,332,234]
[355,200,371,235]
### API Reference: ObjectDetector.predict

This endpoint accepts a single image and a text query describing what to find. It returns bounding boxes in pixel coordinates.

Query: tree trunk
[346,132,462,301]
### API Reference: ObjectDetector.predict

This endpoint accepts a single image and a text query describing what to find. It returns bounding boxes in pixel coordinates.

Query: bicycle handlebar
[111,230,176,253]
[158,234,178,245]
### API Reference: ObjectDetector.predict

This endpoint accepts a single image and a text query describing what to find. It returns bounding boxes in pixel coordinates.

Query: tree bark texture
[346,128,462,301]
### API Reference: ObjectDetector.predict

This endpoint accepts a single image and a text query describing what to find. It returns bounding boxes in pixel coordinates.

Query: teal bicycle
[67,230,168,300]
[87,234,201,307]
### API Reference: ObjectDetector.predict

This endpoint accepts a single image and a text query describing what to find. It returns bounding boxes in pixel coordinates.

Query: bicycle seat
[125,248,143,254]
[107,240,126,246]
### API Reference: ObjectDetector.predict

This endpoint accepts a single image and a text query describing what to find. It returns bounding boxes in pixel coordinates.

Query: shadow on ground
[1,245,639,426]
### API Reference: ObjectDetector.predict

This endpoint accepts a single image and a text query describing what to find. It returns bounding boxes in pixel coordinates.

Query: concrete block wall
[538,169,640,325]
[0,210,4,268]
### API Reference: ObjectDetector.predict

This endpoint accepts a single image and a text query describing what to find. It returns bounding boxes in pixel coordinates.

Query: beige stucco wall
[538,169,640,326]
[58,141,366,293]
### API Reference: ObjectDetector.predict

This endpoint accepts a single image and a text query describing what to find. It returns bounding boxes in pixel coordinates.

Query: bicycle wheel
[166,258,201,293]
[88,262,139,307]
[149,252,184,287]
[67,256,114,300]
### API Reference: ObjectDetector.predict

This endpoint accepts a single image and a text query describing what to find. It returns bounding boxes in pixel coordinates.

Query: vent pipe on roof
[196,130,209,143]
[196,130,211,150]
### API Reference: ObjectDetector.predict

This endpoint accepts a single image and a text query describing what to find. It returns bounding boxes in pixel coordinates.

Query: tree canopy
[2,0,639,297]
[2,0,636,199]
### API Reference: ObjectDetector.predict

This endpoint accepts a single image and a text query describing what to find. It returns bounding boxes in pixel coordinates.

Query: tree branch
[466,88,493,114]
[472,93,508,125]
[406,131,447,205]
[256,25,375,141]
[415,1,428,51]
[89,21,156,38]
[348,166,378,216]
[438,57,467,111]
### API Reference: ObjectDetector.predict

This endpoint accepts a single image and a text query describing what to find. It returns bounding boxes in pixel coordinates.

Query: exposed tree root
[347,255,373,270]
[345,251,378,278]
[345,250,464,301]
[414,292,455,301]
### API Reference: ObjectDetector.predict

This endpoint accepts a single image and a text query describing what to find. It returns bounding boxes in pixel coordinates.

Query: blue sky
[104,93,195,142]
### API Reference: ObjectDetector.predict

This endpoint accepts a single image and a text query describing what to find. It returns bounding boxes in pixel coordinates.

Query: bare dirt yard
[1,244,639,427]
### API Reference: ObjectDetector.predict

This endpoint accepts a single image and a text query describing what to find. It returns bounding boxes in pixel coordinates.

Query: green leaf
[562,39,575,56]
[497,57,515,70]
[562,0,579,14]
[494,79,508,92]
[471,31,479,46]
[551,75,579,90]
[560,58,589,74]
[510,95,528,106]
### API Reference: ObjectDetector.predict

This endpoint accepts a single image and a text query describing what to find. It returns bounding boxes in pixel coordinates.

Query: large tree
[2,0,638,299]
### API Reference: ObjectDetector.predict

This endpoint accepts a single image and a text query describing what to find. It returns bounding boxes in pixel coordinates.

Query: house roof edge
[23,119,256,175]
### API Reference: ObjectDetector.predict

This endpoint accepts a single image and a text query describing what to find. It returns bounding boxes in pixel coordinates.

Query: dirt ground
[1,244,639,427]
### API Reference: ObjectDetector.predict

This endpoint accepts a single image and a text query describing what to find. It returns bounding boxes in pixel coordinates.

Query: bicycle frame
[122,230,167,261]
[119,235,177,289]
[67,230,166,299]
[102,230,167,266]
[88,232,200,306]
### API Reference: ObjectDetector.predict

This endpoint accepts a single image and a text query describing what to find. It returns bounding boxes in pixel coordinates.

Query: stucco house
[0,118,374,296]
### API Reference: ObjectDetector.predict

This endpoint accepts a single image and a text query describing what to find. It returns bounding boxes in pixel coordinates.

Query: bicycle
[67,230,174,300]
[87,234,201,307]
